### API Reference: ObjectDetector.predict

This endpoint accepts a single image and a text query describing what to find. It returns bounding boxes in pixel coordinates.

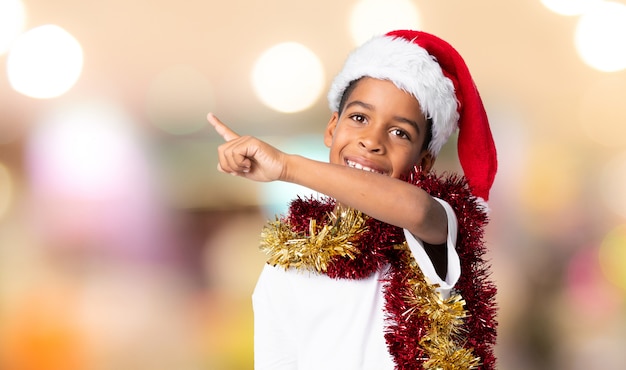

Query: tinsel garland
[405,172,498,370]
[260,204,367,272]
[259,171,497,369]
[388,244,481,369]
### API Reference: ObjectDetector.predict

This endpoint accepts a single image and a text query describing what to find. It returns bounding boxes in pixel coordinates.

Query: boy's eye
[349,114,366,123]
[391,128,410,140]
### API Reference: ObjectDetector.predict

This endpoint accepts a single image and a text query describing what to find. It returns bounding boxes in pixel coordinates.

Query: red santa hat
[327,30,497,202]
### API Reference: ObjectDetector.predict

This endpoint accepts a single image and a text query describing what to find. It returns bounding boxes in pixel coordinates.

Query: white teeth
[346,160,382,174]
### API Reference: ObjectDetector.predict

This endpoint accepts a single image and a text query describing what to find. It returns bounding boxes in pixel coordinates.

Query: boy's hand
[207,113,286,182]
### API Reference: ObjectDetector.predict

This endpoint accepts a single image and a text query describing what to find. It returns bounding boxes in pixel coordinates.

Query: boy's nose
[358,129,385,153]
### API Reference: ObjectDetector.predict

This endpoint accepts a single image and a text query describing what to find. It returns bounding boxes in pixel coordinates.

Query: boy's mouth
[345,159,385,175]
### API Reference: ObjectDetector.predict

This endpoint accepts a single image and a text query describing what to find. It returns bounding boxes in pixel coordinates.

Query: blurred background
[1,0,626,369]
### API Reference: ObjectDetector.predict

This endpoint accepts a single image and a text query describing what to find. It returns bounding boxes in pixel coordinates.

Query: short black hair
[336,78,433,153]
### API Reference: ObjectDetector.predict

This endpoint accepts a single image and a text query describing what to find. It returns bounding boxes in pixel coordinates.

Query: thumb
[207,113,240,142]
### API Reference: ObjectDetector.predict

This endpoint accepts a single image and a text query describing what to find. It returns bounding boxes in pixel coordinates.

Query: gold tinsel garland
[397,245,480,369]
[260,206,480,369]
[260,206,367,272]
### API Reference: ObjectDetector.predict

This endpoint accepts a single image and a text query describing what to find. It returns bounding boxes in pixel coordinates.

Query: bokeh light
[251,42,325,113]
[0,162,13,221]
[599,152,626,219]
[25,100,173,261]
[146,64,214,135]
[575,1,626,72]
[0,0,26,55]
[27,100,142,198]
[7,24,83,98]
[541,0,601,16]
[349,0,420,46]
[598,225,626,291]
[0,286,87,370]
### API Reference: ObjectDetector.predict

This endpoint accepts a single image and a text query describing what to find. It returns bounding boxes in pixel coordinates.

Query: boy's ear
[324,112,339,148]
[418,151,436,173]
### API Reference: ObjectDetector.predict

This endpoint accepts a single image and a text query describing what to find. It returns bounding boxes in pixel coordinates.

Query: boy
[208,30,497,370]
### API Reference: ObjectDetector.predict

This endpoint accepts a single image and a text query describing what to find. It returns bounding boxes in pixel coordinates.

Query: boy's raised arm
[207,113,447,245]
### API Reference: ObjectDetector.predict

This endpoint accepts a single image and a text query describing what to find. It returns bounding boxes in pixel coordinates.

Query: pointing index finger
[207,113,240,141]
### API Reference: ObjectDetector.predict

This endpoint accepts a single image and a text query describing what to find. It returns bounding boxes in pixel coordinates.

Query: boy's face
[324,77,434,179]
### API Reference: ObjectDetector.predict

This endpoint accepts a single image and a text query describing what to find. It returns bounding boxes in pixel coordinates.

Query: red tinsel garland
[278,171,497,369]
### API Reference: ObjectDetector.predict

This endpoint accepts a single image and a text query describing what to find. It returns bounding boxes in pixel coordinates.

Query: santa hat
[327,30,497,202]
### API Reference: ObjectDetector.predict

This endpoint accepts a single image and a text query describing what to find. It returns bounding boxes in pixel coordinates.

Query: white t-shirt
[252,198,459,370]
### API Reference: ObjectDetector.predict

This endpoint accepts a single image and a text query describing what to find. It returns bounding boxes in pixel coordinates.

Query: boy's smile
[324,77,434,179]
[345,159,385,174]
